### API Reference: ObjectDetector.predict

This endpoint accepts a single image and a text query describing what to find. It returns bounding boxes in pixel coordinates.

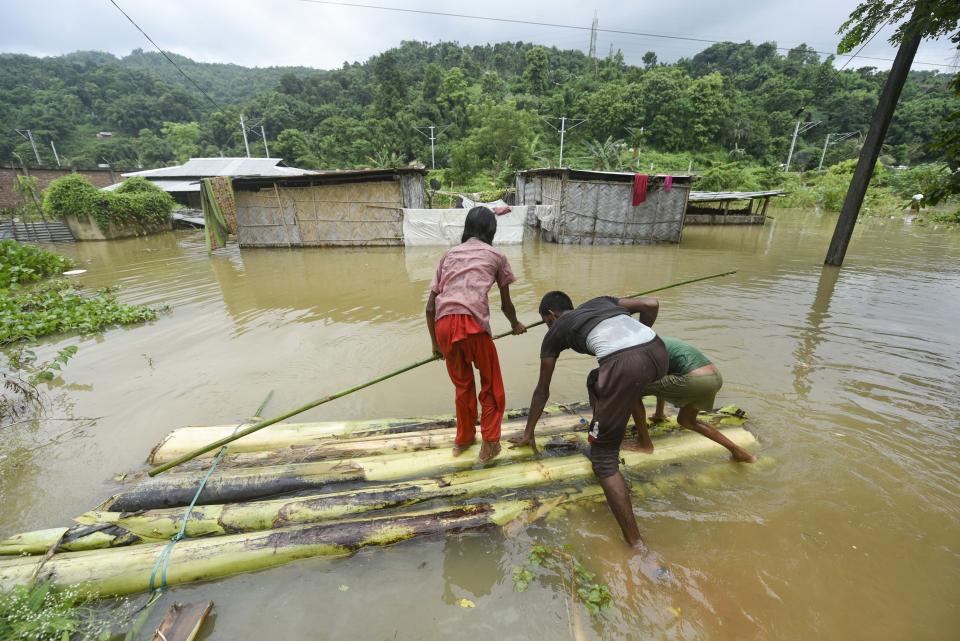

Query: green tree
[161,121,201,163]
[451,102,535,185]
[274,128,320,168]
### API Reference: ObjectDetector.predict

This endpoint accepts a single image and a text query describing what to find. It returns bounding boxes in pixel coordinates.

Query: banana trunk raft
[0,404,757,596]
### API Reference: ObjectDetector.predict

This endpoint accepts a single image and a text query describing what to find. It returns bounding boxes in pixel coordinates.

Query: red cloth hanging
[632,173,649,205]
[664,175,673,192]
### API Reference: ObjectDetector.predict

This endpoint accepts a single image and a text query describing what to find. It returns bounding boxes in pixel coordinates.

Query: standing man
[512,291,666,550]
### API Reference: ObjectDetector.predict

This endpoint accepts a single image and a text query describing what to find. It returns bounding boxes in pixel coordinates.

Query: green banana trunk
[1,427,756,555]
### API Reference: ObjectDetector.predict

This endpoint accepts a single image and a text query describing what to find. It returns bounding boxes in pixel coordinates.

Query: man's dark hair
[461,206,498,245]
[539,291,574,316]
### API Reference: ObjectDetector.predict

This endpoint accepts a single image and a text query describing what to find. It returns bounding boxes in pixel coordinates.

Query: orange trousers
[435,314,505,445]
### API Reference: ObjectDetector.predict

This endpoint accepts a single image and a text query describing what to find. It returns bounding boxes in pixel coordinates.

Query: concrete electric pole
[414,124,451,169]
[540,116,586,167]
[825,8,924,267]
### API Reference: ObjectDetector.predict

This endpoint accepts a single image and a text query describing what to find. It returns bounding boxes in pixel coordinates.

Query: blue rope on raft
[148,391,274,593]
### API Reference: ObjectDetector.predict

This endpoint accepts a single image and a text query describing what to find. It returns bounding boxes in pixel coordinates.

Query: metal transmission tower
[817,131,861,171]
[588,10,598,73]
[541,116,586,167]
[414,124,452,169]
[784,120,821,172]
[14,129,42,165]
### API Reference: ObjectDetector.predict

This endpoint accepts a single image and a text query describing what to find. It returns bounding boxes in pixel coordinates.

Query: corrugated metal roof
[122,157,311,179]
[688,190,785,202]
[231,166,428,190]
[101,179,201,193]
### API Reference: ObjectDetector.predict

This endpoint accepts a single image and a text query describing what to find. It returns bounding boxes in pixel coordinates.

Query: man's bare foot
[624,440,654,454]
[452,442,474,457]
[731,449,757,463]
[478,441,501,463]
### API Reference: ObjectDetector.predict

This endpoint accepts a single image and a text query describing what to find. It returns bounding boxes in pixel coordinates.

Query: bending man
[512,291,665,550]
[633,336,756,463]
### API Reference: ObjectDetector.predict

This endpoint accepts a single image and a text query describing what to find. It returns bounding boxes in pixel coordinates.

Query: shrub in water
[43,174,174,232]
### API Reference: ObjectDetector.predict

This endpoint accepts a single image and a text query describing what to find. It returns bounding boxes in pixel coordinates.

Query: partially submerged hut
[516,169,693,244]
[685,190,784,225]
[230,168,427,247]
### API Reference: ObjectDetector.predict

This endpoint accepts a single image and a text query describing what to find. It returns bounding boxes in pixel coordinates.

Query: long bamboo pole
[149,271,737,476]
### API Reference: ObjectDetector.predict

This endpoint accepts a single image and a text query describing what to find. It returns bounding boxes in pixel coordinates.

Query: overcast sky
[1,0,957,73]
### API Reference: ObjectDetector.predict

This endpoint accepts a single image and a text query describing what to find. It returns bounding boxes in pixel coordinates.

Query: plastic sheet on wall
[402,207,528,246]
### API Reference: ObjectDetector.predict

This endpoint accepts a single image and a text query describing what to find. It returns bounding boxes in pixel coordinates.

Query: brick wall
[0,166,129,211]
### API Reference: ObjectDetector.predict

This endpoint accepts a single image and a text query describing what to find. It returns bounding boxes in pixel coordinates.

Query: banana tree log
[2,427,756,555]
[106,434,584,512]
[0,498,549,597]
[166,413,598,471]
[147,403,592,464]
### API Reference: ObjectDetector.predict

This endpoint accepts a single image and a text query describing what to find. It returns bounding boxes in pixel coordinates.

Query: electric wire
[106,0,225,111]
[294,0,958,69]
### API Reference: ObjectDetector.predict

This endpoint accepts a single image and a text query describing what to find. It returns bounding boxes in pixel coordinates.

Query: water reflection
[792,265,841,398]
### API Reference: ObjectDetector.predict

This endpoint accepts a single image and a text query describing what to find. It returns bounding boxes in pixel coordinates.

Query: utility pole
[588,10,598,75]
[626,126,647,169]
[50,140,61,168]
[261,125,270,158]
[817,131,860,171]
[15,129,42,165]
[240,114,251,158]
[784,120,821,172]
[541,116,586,167]
[414,124,451,169]
[825,8,923,267]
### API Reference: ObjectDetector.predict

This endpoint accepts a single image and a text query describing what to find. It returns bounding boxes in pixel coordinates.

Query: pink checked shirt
[430,238,516,335]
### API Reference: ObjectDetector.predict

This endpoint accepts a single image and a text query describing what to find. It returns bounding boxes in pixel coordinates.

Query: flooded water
[2,210,958,640]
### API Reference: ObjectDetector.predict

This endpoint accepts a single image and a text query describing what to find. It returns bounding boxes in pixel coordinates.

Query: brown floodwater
[1,210,958,640]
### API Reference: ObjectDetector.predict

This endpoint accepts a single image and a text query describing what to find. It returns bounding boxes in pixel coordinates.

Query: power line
[294,0,958,69]
[106,0,224,111]
[838,20,891,72]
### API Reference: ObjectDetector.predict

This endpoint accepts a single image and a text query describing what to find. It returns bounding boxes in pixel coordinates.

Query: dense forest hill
[1,40,957,186]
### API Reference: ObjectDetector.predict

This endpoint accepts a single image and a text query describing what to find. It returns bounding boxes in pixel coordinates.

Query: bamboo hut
[516,169,694,245]
[229,168,427,247]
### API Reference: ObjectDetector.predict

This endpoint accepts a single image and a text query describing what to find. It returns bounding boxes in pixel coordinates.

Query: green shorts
[644,371,722,412]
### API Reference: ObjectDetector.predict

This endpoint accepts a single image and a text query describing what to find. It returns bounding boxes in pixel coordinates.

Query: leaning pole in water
[148,271,738,476]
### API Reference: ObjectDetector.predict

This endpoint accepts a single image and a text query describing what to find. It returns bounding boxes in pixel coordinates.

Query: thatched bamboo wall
[517,169,692,245]
[233,170,426,248]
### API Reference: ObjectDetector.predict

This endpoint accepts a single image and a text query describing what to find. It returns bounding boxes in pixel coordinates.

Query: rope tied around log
[148,391,273,593]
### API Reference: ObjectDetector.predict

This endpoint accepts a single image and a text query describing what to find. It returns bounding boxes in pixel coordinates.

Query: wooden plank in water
[151,601,213,641]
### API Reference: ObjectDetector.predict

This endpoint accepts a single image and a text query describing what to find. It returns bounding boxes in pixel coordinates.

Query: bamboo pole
[1,426,756,554]
[148,271,737,476]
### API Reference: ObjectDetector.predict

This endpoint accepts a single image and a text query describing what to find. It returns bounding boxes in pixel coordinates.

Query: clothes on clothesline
[664,175,673,193]
[631,173,649,205]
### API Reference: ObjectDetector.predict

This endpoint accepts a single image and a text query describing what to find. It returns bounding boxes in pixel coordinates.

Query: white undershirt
[585,315,656,359]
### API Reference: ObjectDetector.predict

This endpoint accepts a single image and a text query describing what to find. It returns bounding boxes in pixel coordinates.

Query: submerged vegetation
[513,544,613,617]
[0,279,158,345]
[0,241,160,423]
[0,580,139,641]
